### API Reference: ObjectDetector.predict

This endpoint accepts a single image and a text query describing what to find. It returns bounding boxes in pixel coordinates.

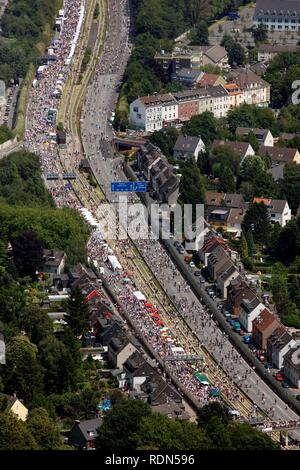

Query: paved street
[79,0,300,443]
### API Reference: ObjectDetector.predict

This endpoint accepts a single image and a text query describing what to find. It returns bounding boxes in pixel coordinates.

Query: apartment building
[253,0,300,32]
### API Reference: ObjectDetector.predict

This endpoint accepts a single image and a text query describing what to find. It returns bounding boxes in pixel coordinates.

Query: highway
[78,0,300,444]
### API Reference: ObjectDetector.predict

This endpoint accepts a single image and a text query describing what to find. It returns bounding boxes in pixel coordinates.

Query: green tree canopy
[96,399,152,451]
[0,411,38,450]
[242,202,271,244]
[64,286,91,338]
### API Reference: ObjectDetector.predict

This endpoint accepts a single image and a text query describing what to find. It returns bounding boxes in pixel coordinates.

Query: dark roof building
[68,418,102,450]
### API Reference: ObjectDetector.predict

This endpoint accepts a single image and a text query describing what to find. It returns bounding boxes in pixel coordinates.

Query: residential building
[107,332,137,369]
[212,139,255,164]
[130,93,178,133]
[233,69,270,107]
[260,146,300,166]
[42,249,66,275]
[206,206,245,237]
[258,44,300,63]
[267,326,297,369]
[236,127,274,147]
[283,346,300,389]
[198,235,229,266]
[252,309,281,350]
[239,297,265,333]
[225,83,243,108]
[279,132,300,141]
[253,198,292,227]
[173,135,205,161]
[137,142,180,205]
[253,0,300,32]
[216,262,240,299]
[197,73,227,89]
[171,68,204,88]
[68,418,102,450]
[205,191,245,209]
[2,394,28,421]
[154,50,193,78]
[268,164,285,182]
[123,351,160,391]
[207,244,229,280]
[197,44,229,69]
[227,279,257,317]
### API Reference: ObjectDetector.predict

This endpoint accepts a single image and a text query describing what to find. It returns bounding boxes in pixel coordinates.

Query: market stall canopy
[133,291,146,301]
[194,372,210,385]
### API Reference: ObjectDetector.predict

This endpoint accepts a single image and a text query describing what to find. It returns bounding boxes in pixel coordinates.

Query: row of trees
[95,399,279,451]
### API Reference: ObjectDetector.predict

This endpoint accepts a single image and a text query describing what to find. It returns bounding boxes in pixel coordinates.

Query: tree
[18,306,52,345]
[38,336,78,394]
[240,232,249,259]
[221,34,246,66]
[210,145,240,176]
[180,160,205,210]
[0,411,38,450]
[245,230,254,257]
[242,202,271,244]
[64,286,91,337]
[149,127,179,159]
[27,408,64,450]
[130,412,213,450]
[197,402,229,429]
[95,399,152,451]
[275,217,300,265]
[190,0,210,25]
[10,230,44,279]
[191,21,209,46]
[251,24,268,43]
[229,422,279,450]
[182,112,218,144]
[218,165,235,193]
[280,162,300,214]
[3,335,44,403]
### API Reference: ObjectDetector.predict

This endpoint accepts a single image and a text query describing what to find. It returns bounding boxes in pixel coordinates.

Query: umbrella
[144,303,152,307]
[148,307,157,312]
[155,320,164,326]
[151,313,160,318]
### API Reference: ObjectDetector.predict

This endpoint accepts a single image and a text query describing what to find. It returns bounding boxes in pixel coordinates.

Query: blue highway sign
[111,181,148,193]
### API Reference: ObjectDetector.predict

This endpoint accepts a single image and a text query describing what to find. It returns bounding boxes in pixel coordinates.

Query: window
[133,106,139,113]
[137,114,142,119]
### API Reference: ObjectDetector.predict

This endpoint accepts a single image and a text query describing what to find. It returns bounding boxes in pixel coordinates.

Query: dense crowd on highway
[23,0,300,441]
[24,0,84,210]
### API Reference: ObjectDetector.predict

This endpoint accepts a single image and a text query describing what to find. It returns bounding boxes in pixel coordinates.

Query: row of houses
[90,304,189,421]
[136,141,180,205]
[130,69,270,132]
[205,191,292,237]
[253,0,300,32]
[199,235,300,389]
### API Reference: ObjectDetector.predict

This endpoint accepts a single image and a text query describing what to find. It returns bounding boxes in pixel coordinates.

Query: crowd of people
[24,0,84,210]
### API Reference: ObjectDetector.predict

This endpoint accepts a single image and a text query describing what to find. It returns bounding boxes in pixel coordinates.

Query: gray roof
[255,0,300,16]
[268,164,285,181]
[174,68,202,80]
[75,418,103,441]
[260,146,298,163]
[204,45,227,63]
[269,199,288,214]
[236,127,270,139]
[174,135,203,153]
[283,347,300,372]
[258,44,300,54]
[0,80,5,98]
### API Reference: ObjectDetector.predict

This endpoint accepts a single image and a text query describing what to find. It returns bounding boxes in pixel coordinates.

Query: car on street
[194,271,202,276]
[243,335,252,344]
[281,382,289,389]
[184,255,192,263]
[296,395,300,401]
[189,261,195,268]
[174,241,180,248]
[179,248,185,254]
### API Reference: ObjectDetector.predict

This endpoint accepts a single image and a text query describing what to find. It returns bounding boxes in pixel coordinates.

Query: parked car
[296,395,300,401]
[189,261,196,268]
[281,382,289,389]
[194,271,202,277]
[274,373,284,382]
[174,241,180,248]
[178,248,185,254]
[243,335,252,344]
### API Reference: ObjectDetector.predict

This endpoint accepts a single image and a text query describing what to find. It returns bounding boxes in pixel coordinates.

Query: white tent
[133,291,146,301]
[108,255,122,271]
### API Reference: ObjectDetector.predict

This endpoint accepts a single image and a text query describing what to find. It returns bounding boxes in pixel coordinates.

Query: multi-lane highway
[74,0,300,443]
